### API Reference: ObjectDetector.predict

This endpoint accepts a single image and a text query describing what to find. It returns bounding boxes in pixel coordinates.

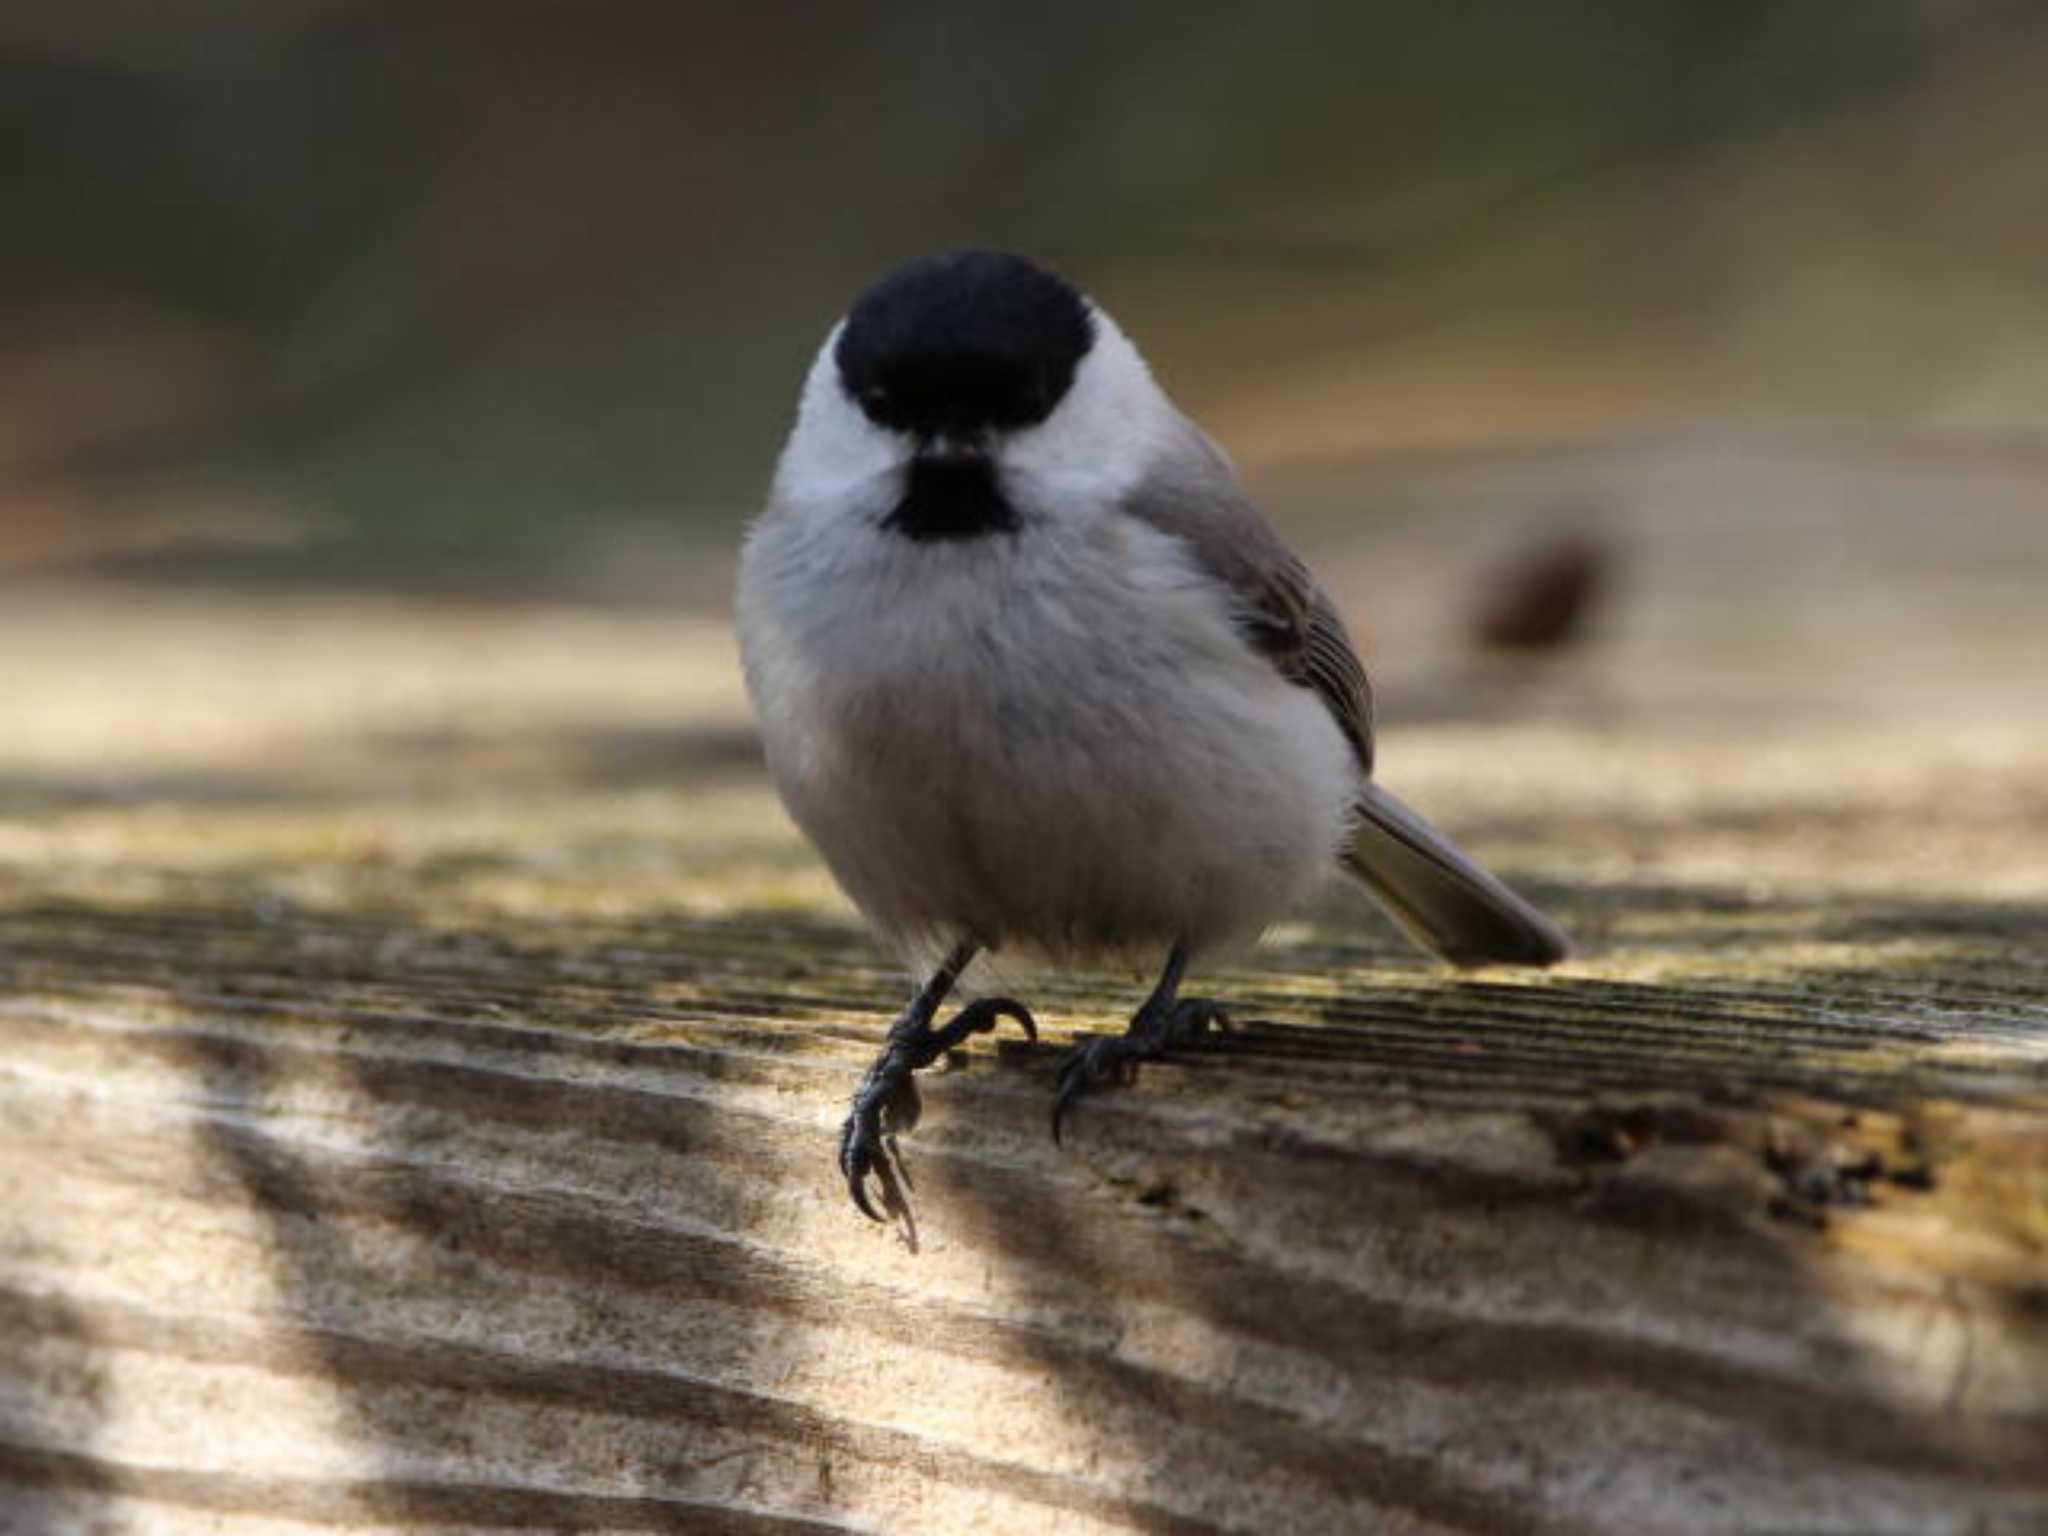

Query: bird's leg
[840,940,1036,1221]
[1052,942,1230,1144]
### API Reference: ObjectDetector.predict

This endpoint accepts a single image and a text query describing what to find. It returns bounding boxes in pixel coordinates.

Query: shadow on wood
[2,876,2042,1532]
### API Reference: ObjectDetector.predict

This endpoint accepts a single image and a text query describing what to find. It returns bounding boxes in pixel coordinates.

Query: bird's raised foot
[1051,996,1231,1145]
[839,995,1035,1222]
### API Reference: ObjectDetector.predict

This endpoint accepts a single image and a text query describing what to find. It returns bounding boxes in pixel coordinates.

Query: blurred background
[7,0,2048,584]
[3,0,2046,891]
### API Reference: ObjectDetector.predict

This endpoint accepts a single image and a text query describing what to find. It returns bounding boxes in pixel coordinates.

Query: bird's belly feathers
[738,516,1356,962]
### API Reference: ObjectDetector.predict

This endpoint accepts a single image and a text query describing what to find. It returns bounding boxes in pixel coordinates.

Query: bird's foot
[1052,995,1231,1144]
[839,995,1036,1221]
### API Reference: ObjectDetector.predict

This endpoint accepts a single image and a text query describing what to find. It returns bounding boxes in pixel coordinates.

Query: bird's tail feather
[1341,781,1568,967]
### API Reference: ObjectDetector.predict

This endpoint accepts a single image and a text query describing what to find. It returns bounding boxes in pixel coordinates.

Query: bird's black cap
[834,250,1095,440]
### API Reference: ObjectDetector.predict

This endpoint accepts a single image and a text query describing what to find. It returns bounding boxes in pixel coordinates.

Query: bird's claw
[1051,997,1230,1145]
[1051,1035,1126,1145]
[839,1074,920,1222]
[839,994,1036,1221]
[929,995,1037,1053]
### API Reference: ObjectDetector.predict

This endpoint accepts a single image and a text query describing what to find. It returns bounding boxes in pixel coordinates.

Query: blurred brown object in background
[1469,526,1612,653]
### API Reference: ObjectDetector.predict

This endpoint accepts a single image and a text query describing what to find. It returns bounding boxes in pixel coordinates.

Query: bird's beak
[916,434,989,463]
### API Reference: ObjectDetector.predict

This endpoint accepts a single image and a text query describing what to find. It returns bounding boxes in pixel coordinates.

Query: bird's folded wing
[1118,413,1374,772]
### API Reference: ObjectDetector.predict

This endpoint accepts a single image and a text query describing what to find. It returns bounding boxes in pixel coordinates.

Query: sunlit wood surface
[3,432,2045,1534]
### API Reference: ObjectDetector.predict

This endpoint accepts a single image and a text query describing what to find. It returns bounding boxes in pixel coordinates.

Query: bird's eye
[860,386,891,410]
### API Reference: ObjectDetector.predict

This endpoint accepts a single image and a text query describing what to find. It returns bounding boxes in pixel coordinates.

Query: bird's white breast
[736,495,1357,967]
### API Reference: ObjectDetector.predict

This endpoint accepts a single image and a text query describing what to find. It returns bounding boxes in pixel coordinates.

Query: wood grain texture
[3,434,2047,1534]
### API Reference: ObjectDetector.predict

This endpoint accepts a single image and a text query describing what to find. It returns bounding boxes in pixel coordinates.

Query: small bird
[736,250,1567,1221]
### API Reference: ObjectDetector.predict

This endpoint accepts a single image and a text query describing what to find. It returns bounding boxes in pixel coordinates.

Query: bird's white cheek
[772,412,903,517]
[1000,315,1176,522]
[769,326,910,525]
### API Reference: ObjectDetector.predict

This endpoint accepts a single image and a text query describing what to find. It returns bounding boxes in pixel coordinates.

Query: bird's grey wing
[1120,417,1374,773]
[1121,417,1564,968]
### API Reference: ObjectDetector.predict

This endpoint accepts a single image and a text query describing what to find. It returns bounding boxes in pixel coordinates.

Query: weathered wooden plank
[4,883,2043,1533]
